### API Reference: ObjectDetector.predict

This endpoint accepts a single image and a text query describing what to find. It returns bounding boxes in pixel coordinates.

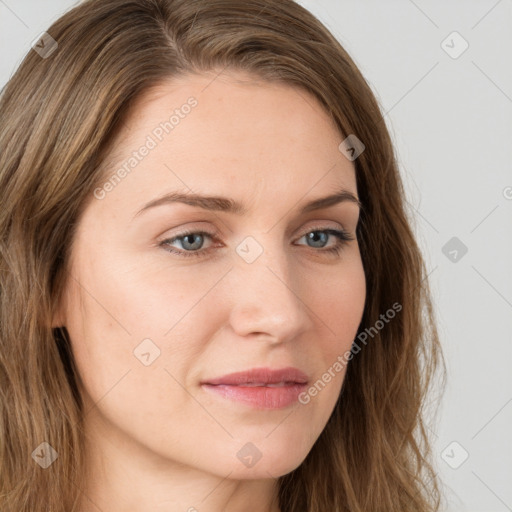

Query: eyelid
[297,221,350,236]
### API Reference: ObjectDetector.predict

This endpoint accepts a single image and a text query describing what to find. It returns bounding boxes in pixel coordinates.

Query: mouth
[200,367,309,409]
[201,366,309,386]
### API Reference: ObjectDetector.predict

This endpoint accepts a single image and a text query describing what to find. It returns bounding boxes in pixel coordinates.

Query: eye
[159,230,216,257]
[159,226,355,258]
[295,227,355,256]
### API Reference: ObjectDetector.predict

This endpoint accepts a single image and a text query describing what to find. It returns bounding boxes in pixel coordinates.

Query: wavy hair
[0,0,446,510]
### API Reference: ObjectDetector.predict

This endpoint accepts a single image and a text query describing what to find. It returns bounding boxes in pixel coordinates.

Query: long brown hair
[0,0,446,510]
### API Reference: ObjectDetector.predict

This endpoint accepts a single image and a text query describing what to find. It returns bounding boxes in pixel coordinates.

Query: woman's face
[55,71,366,480]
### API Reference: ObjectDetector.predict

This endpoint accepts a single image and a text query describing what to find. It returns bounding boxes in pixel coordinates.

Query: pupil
[308,231,326,247]
[185,234,202,250]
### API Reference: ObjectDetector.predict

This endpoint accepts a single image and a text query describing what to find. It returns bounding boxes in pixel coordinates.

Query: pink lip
[202,367,309,386]
[201,367,309,410]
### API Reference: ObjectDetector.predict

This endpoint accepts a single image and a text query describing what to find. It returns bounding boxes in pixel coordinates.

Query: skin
[53,70,366,512]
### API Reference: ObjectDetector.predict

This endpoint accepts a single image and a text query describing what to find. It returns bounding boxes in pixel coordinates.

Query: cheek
[95,245,233,340]
[62,254,213,407]
[302,256,365,396]
[63,272,196,443]
[309,255,366,348]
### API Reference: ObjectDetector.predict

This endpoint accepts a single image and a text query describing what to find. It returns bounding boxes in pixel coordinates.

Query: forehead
[93,71,357,215]
[107,70,346,160]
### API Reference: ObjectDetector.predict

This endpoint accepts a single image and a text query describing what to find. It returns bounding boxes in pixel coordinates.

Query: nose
[227,241,314,343]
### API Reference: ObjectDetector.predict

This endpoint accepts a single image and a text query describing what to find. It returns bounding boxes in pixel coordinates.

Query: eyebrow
[133,187,362,219]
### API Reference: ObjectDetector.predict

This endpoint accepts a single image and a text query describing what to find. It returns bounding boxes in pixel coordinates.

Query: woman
[0,0,445,510]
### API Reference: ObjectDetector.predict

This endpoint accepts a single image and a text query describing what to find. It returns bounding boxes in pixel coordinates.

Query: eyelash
[158,226,355,259]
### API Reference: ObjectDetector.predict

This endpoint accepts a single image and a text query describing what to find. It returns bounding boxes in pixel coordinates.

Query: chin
[222,438,310,480]
[224,456,306,481]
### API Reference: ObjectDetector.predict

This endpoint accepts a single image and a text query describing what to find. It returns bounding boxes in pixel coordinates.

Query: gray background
[1,1,511,510]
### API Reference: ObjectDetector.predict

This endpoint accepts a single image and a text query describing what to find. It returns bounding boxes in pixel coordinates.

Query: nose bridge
[227,234,311,340]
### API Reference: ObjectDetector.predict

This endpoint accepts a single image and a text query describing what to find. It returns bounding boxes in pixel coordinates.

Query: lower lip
[201,383,307,409]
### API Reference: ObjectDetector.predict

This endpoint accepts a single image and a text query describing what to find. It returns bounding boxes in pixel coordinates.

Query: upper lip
[201,366,309,386]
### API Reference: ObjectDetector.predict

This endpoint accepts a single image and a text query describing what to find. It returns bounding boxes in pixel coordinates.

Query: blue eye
[159,230,215,257]
[159,227,355,259]
[298,228,355,256]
